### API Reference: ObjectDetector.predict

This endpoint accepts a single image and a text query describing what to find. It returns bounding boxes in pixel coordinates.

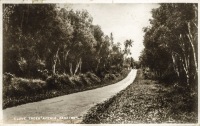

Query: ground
[82,69,198,124]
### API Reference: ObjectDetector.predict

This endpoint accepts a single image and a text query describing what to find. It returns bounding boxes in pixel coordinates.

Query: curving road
[3,69,137,124]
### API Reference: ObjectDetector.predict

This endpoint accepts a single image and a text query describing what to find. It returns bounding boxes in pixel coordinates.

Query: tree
[140,3,198,87]
[3,4,131,79]
[124,39,133,55]
[110,32,114,47]
[3,4,64,77]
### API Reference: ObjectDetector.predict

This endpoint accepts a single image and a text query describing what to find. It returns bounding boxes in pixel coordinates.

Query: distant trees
[3,4,133,79]
[140,3,198,88]
[124,39,133,56]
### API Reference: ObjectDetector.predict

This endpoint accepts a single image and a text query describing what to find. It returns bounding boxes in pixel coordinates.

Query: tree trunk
[52,48,60,75]
[180,54,190,86]
[171,52,180,78]
[74,58,82,75]
[69,63,73,75]
[63,50,70,73]
[178,33,191,86]
[187,22,197,74]
[74,61,79,75]
[95,58,101,72]
[79,58,82,73]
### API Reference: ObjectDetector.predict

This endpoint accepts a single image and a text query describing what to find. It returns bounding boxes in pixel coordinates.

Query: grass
[3,69,130,109]
[82,69,198,124]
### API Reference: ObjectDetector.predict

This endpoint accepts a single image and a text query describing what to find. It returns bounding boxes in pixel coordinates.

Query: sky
[61,3,160,61]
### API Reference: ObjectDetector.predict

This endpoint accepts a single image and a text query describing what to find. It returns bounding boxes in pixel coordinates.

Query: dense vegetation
[140,3,198,90]
[3,69,130,109]
[3,4,133,108]
[3,4,133,78]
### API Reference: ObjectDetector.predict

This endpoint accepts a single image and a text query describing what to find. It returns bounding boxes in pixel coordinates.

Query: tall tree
[141,3,198,87]
[3,4,63,77]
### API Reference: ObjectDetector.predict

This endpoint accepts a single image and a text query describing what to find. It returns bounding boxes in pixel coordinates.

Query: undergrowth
[3,69,130,109]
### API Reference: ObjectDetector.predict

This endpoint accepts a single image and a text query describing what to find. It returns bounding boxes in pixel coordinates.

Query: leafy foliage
[140,4,198,89]
[3,69,130,109]
[3,74,46,98]
[3,4,132,78]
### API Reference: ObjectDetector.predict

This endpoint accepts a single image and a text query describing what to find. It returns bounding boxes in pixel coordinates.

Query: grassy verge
[3,69,130,109]
[82,69,198,123]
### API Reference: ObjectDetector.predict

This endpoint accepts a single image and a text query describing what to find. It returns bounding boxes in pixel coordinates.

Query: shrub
[46,75,61,89]
[37,69,49,80]
[3,84,16,97]
[79,74,93,86]
[46,74,88,89]
[110,74,117,80]
[3,77,46,97]
[70,75,84,88]
[59,74,74,88]
[104,73,117,81]
[86,72,101,84]
[3,73,15,84]
[114,73,121,77]
[29,79,47,90]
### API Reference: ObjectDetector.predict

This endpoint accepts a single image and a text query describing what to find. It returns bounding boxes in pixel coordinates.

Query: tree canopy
[3,4,133,79]
[140,3,198,88]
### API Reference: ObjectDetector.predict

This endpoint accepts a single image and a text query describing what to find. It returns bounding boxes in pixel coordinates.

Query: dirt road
[3,69,137,124]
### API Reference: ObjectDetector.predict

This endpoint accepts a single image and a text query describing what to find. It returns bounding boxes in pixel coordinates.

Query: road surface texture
[3,69,137,124]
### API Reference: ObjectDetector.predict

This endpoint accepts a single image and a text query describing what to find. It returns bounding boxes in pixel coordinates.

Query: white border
[1,0,199,3]
[0,0,199,126]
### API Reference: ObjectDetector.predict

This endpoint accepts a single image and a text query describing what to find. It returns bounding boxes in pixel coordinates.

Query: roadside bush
[46,75,61,89]
[60,74,75,88]
[120,68,130,75]
[45,73,99,89]
[142,68,155,79]
[142,68,177,84]
[45,72,102,90]
[37,69,49,80]
[3,69,131,109]
[3,77,46,97]
[110,74,117,80]
[3,85,16,98]
[114,73,121,77]
[45,70,130,92]
[104,73,117,81]
[80,74,93,86]
[70,75,84,88]
[3,72,15,84]
[86,72,101,84]
[46,74,76,89]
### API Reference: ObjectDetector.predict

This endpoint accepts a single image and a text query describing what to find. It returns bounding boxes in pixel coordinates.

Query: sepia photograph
[1,0,198,124]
